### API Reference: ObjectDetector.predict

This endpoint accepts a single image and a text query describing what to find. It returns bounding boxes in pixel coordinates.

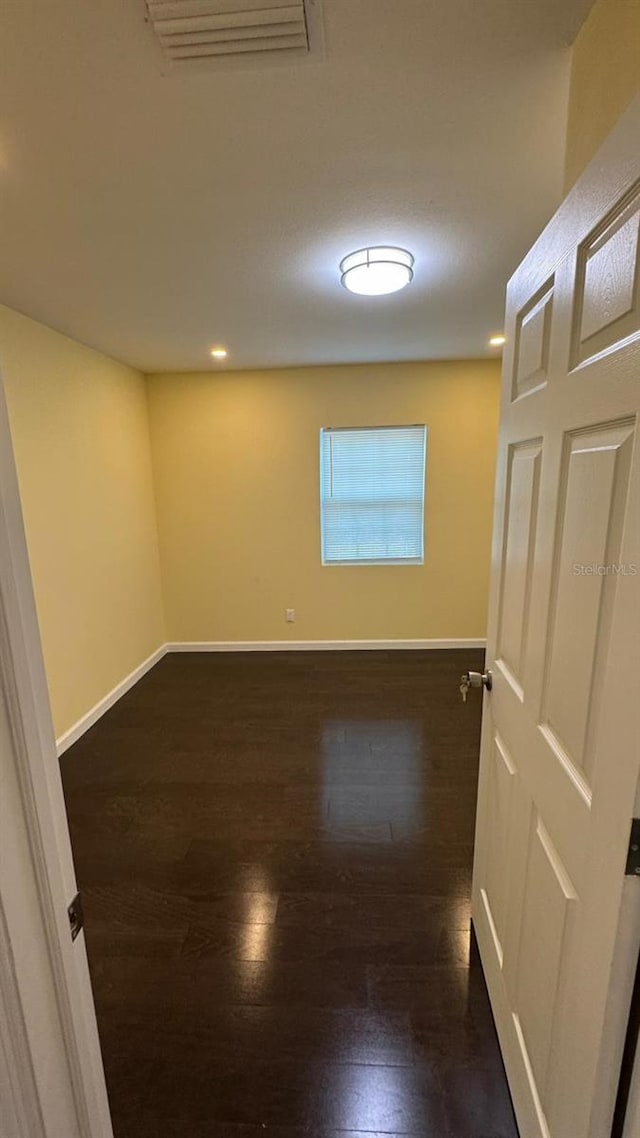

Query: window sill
[321,559,424,567]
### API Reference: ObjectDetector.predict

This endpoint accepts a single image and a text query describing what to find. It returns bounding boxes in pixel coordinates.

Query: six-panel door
[473,102,640,1138]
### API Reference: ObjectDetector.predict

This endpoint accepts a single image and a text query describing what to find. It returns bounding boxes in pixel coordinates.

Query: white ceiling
[0,0,593,372]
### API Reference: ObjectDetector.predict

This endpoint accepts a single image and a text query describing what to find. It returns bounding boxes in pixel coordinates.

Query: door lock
[459,669,492,703]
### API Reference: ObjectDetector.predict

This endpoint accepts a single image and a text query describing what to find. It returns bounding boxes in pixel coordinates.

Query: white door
[472,95,640,1138]
[0,371,113,1138]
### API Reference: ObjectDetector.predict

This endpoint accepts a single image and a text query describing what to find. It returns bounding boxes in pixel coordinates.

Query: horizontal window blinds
[320,425,427,564]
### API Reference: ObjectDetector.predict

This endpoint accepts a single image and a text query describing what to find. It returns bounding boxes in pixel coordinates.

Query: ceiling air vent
[143,0,323,67]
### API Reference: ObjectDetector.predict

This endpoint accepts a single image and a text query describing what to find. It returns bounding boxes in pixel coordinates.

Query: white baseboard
[56,638,486,754]
[166,639,486,652]
[55,645,167,756]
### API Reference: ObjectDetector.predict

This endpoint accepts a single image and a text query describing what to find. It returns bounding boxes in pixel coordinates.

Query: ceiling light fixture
[210,347,228,359]
[489,334,506,347]
[340,247,414,296]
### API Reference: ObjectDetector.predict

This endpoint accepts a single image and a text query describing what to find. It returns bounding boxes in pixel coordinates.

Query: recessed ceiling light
[210,346,228,359]
[340,247,414,296]
[489,334,506,347]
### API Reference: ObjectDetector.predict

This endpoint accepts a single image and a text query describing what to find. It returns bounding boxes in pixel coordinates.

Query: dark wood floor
[61,650,518,1138]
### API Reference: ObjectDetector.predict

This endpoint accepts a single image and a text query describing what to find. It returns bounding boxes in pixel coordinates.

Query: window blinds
[320,425,427,565]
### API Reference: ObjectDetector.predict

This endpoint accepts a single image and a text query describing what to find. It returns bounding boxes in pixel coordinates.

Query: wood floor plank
[61,649,518,1138]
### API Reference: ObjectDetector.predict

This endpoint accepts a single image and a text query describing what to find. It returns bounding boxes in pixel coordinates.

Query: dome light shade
[340,246,414,296]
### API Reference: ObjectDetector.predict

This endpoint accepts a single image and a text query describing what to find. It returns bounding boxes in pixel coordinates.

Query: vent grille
[144,0,319,64]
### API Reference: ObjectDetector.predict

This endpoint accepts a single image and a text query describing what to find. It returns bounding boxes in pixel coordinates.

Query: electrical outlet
[285,608,295,623]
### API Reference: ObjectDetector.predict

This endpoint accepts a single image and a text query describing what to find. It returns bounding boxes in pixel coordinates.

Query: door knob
[459,669,492,702]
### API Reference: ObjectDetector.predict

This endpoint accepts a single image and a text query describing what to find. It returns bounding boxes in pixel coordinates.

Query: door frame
[0,368,112,1137]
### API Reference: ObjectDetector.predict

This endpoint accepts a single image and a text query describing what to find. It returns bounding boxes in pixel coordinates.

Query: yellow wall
[565,0,640,190]
[0,306,165,738]
[147,360,500,644]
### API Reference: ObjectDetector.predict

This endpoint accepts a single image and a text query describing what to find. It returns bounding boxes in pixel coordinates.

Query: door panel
[515,816,577,1102]
[542,422,635,784]
[496,441,542,694]
[573,186,640,365]
[512,279,554,399]
[473,97,640,1138]
[483,734,517,963]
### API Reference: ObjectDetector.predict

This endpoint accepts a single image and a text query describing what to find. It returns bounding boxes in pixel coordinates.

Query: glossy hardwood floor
[61,650,519,1138]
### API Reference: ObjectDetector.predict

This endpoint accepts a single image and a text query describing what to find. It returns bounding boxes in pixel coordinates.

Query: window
[320,425,427,565]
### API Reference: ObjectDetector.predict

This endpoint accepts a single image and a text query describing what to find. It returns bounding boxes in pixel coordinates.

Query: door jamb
[0,367,112,1137]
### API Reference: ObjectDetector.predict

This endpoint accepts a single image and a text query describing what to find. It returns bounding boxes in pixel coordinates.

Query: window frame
[319,423,427,568]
